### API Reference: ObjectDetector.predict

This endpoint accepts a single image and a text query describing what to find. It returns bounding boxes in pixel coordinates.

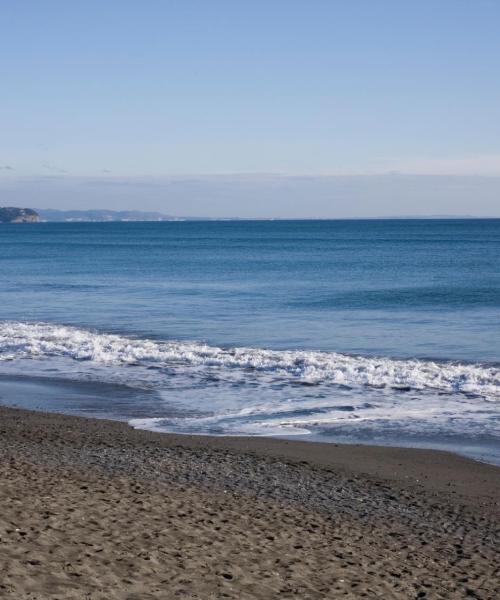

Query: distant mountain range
[36,209,179,222]
[3,207,497,223]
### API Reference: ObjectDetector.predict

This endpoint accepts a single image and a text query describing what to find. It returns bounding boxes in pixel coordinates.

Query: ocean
[1,219,499,463]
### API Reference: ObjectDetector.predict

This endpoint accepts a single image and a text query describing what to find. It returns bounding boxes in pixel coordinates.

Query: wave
[1,320,499,399]
[289,286,500,310]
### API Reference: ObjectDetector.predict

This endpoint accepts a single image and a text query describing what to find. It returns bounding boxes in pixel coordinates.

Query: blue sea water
[1,219,500,462]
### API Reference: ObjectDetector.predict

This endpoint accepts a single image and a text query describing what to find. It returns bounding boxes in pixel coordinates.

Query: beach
[0,406,498,599]
[4,1,500,597]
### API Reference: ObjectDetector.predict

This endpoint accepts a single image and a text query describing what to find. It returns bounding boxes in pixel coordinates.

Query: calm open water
[1,220,500,462]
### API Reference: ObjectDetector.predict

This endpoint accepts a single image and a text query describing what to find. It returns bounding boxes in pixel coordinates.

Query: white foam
[1,320,499,399]
[129,389,500,439]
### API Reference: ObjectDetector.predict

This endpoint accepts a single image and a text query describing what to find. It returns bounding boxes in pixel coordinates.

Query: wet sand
[0,406,498,599]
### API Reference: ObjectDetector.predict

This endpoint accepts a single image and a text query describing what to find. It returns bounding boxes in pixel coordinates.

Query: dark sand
[0,406,498,599]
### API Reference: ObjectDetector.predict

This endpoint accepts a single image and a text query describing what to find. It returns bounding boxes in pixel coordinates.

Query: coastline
[1,366,499,468]
[1,406,498,599]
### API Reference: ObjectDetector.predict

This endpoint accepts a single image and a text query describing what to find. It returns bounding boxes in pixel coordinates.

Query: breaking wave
[1,321,499,399]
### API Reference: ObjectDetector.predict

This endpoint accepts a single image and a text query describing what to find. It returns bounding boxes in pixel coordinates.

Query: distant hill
[37,209,177,222]
[0,207,40,223]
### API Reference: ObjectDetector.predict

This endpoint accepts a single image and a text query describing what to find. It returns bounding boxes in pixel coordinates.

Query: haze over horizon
[2,173,500,219]
[2,1,500,217]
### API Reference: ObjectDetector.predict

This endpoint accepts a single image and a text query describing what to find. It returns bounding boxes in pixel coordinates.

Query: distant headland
[0,207,40,223]
[1,206,497,223]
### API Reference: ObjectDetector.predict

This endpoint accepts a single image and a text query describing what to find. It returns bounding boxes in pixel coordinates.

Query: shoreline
[1,406,499,598]
[1,371,499,469]
[2,401,500,503]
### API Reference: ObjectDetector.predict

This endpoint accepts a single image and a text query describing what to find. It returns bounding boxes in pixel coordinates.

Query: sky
[1,0,500,217]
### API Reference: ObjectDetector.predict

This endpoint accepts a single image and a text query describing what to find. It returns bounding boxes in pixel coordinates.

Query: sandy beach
[0,406,498,599]
[4,1,500,597]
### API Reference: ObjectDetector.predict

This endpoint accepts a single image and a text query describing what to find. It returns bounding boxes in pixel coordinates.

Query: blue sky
[1,1,500,215]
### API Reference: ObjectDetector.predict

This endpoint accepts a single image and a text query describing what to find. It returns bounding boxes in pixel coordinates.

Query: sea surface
[1,219,500,463]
